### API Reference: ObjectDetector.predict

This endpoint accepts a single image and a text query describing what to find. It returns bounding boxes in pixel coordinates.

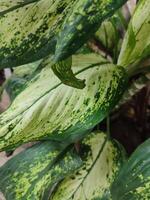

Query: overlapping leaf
[51,132,126,200]
[111,138,150,200]
[0,141,82,200]
[0,0,75,69]
[118,0,150,68]
[0,54,127,151]
[54,0,128,62]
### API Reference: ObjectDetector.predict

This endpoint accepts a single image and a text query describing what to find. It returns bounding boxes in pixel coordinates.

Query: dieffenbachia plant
[0,132,126,200]
[0,0,150,199]
[111,137,150,200]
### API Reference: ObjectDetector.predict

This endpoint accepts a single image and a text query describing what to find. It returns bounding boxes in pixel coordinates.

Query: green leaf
[51,57,85,89]
[0,141,82,200]
[111,138,150,200]
[5,60,42,101]
[0,54,127,151]
[0,0,40,14]
[118,0,150,68]
[51,132,126,200]
[0,0,75,69]
[54,0,128,62]
[95,19,119,52]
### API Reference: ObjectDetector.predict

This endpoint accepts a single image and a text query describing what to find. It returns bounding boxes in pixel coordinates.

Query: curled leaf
[51,57,85,89]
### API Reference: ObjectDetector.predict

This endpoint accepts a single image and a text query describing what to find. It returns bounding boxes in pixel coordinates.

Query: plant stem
[106,116,111,139]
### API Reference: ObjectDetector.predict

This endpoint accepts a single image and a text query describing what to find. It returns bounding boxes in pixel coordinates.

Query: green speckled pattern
[111,138,150,200]
[51,132,126,200]
[52,56,86,89]
[118,0,150,68]
[54,0,127,61]
[0,0,75,69]
[0,142,82,200]
[0,54,127,151]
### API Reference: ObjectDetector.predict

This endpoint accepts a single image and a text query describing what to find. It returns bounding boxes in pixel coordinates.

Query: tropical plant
[0,0,150,199]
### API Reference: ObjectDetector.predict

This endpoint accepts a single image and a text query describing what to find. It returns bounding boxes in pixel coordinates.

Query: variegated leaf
[0,0,75,69]
[0,141,82,200]
[118,0,150,68]
[51,132,126,200]
[111,138,150,200]
[0,54,127,151]
[54,0,128,62]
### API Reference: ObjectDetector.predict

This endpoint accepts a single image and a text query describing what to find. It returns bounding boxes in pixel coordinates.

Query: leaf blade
[51,132,126,200]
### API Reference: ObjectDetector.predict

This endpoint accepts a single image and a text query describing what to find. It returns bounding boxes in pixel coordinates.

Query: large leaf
[51,132,126,200]
[54,0,127,62]
[0,141,82,200]
[0,0,75,69]
[0,54,127,151]
[111,138,150,200]
[118,0,150,68]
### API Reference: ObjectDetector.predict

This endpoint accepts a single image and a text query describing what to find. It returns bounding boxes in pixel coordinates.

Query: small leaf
[0,142,82,200]
[111,138,150,200]
[52,57,85,89]
[118,0,150,68]
[51,132,126,200]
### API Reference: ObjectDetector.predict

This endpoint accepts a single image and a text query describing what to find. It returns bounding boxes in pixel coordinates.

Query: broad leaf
[111,138,150,200]
[0,54,127,151]
[0,141,82,200]
[51,132,126,200]
[0,0,75,69]
[54,0,128,62]
[118,0,150,68]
